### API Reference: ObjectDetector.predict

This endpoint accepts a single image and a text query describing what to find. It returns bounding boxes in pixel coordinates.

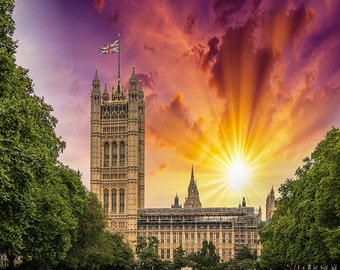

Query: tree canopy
[0,1,133,269]
[259,127,340,269]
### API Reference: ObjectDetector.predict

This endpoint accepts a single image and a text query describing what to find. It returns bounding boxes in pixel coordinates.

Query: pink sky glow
[13,0,340,211]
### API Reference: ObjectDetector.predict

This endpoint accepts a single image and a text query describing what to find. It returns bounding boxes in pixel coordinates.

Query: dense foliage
[0,1,133,269]
[259,128,340,269]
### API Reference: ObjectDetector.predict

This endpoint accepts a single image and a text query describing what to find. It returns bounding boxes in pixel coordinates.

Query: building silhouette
[90,69,262,261]
[265,187,277,222]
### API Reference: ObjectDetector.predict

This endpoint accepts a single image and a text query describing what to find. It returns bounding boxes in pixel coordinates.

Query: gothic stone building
[265,187,277,222]
[90,69,262,261]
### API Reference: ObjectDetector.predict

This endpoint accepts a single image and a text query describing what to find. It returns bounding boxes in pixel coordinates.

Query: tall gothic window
[111,188,117,213]
[104,142,109,167]
[119,188,125,213]
[119,142,125,166]
[103,189,109,213]
[112,142,117,166]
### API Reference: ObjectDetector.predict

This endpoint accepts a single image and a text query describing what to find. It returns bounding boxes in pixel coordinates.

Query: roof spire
[184,165,202,209]
[129,66,137,90]
[191,165,194,182]
[93,68,99,81]
[92,68,100,93]
[102,82,109,102]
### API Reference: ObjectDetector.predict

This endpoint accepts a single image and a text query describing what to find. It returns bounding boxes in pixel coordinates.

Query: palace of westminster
[90,68,277,261]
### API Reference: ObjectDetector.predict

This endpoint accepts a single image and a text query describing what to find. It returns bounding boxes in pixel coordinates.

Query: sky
[13,0,340,212]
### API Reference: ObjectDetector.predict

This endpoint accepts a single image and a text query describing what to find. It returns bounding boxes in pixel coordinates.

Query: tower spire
[184,165,202,209]
[92,68,100,92]
[191,165,194,181]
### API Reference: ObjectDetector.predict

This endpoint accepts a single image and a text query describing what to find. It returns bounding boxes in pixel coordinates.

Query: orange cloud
[146,93,206,161]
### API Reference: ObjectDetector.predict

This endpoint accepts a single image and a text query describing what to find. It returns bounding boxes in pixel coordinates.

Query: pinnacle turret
[112,79,126,101]
[171,194,182,208]
[129,66,138,90]
[102,83,109,102]
[92,69,100,93]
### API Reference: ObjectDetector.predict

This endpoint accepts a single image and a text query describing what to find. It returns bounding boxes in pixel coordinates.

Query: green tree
[58,193,106,269]
[1,2,136,269]
[234,246,256,270]
[235,246,254,261]
[259,128,340,269]
[310,128,340,261]
[18,164,90,268]
[173,244,189,269]
[1,31,66,270]
[195,240,220,270]
[107,232,134,269]
[135,235,161,270]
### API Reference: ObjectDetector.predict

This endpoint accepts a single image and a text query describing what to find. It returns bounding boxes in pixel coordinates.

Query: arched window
[119,188,125,213]
[111,188,117,213]
[120,141,125,166]
[112,142,117,166]
[103,189,109,213]
[104,142,109,167]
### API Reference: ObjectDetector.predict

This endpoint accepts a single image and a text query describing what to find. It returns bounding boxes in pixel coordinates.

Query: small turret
[138,80,144,100]
[92,69,100,93]
[91,69,101,108]
[171,194,182,208]
[242,197,247,207]
[129,66,141,103]
[112,79,126,101]
[102,83,109,102]
[266,186,277,222]
[129,66,138,90]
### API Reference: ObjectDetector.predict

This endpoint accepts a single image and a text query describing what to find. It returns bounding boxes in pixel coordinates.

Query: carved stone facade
[138,184,261,261]
[90,67,145,243]
[90,68,262,260]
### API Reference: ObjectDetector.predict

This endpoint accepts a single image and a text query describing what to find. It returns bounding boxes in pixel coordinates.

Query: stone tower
[90,67,145,243]
[266,187,276,222]
[184,166,202,208]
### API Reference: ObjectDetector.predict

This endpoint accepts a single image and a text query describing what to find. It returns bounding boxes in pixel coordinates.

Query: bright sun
[226,159,251,191]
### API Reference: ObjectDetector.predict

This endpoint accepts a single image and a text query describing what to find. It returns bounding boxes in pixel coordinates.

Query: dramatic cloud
[146,93,205,160]
[14,0,340,208]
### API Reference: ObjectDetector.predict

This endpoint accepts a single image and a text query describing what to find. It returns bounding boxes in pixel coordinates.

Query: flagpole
[118,33,121,80]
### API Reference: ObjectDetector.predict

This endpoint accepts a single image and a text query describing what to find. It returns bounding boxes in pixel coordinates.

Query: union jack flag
[99,40,119,54]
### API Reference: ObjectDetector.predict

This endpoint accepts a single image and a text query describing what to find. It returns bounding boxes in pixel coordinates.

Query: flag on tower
[99,40,119,54]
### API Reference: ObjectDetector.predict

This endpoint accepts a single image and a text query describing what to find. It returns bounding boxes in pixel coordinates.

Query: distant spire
[191,165,194,182]
[184,165,202,209]
[171,193,182,208]
[242,197,246,207]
